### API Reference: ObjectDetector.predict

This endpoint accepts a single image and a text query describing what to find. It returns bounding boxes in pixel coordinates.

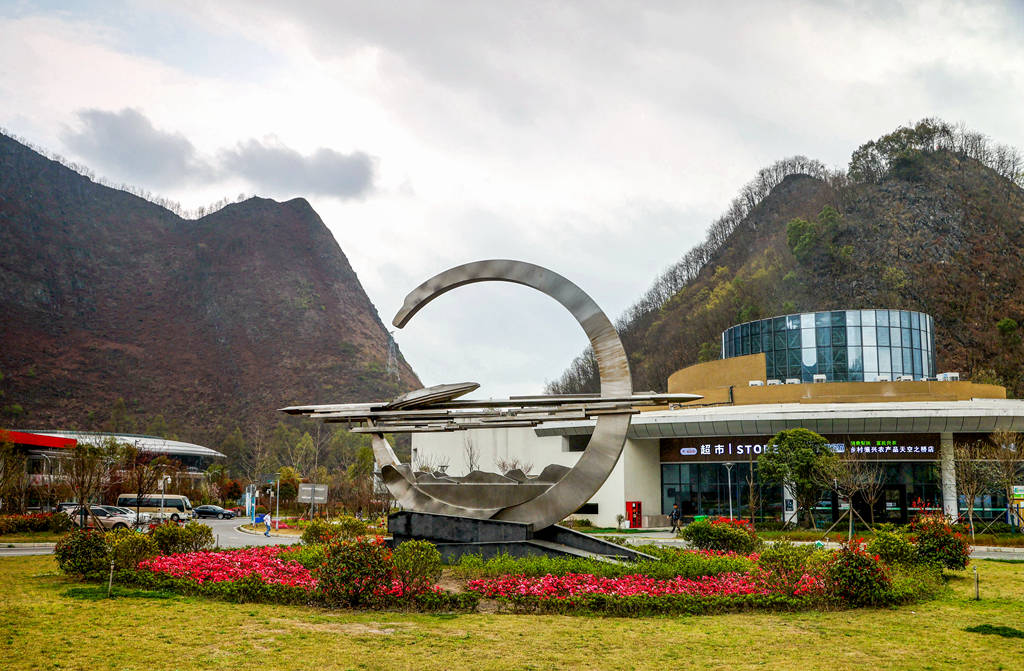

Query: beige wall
[665,355,1006,406]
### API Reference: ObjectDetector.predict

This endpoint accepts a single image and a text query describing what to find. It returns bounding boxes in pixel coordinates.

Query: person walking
[669,503,682,534]
[263,511,272,537]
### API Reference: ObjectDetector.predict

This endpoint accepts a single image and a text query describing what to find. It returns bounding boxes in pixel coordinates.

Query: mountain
[548,119,1024,396]
[0,132,420,447]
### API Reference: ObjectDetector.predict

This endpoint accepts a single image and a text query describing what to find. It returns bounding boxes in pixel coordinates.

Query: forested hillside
[0,132,421,472]
[548,120,1024,396]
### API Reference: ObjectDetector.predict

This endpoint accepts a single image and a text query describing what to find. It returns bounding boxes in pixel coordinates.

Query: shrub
[867,529,918,566]
[54,528,109,577]
[681,517,761,554]
[758,541,813,592]
[106,529,158,570]
[392,540,441,596]
[151,521,214,554]
[180,521,215,552]
[301,516,367,545]
[0,512,72,534]
[50,513,75,533]
[911,512,971,570]
[824,539,892,606]
[279,544,327,569]
[315,537,394,607]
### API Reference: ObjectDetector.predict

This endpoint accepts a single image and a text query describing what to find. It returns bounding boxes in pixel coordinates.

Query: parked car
[98,505,151,525]
[63,506,134,531]
[193,505,236,520]
[56,502,79,513]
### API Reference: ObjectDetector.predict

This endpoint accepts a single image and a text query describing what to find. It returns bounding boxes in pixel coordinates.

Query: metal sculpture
[283,260,698,530]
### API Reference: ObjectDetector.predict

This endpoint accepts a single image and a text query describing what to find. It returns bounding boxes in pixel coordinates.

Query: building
[413,309,1024,528]
[2,429,225,509]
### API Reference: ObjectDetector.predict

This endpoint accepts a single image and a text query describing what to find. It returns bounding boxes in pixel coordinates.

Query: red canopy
[0,430,77,450]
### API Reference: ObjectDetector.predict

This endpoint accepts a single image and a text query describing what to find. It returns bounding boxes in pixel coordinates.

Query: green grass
[0,531,66,543]
[2,555,1023,670]
[756,529,1024,547]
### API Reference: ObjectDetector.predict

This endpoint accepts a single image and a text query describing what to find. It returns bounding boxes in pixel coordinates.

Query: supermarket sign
[661,434,940,463]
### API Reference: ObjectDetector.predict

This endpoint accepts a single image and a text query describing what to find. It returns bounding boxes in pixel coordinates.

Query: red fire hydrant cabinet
[626,500,642,529]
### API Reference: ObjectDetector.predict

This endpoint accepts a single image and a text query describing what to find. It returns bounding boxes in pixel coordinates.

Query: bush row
[54,522,215,578]
[0,512,74,534]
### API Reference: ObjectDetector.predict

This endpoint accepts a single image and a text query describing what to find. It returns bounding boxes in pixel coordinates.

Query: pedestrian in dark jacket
[669,503,682,533]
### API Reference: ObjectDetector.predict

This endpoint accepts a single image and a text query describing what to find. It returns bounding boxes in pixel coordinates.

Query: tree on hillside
[104,398,135,434]
[759,429,838,529]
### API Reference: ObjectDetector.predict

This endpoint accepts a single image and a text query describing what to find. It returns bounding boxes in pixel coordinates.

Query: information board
[297,483,328,504]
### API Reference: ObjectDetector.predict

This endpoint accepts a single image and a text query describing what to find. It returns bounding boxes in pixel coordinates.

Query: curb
[1,542,57,548]
[233,524,293,539]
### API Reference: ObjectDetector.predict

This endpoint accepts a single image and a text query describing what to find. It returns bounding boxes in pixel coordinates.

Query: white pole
[275,478,280,530]
[725,463,734,520]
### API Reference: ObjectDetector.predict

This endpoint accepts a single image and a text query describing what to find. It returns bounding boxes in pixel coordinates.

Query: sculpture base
[387,511,654,562]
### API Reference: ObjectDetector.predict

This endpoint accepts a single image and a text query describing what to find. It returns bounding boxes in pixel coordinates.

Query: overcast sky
[3,1,1024,400]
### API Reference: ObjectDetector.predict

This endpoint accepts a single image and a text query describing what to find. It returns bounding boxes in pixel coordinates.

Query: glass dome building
[721,310,936,383]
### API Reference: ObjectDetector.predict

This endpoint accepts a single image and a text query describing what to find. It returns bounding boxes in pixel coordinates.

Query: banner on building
[660,434,941,463]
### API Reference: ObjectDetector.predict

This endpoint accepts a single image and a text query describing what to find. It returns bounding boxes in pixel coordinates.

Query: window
[575,503,599,514]
[566,435,589,452]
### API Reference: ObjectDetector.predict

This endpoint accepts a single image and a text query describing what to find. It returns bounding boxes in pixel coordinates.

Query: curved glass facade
[721,310,935,382]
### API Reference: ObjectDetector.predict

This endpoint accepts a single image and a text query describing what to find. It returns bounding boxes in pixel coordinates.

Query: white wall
[411,428,650,528]
[623,438,662,523]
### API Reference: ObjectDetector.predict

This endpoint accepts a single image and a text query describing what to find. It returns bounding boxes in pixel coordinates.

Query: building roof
[25,430,226,459]
[0,429,77,450]
[534,398,1024,439]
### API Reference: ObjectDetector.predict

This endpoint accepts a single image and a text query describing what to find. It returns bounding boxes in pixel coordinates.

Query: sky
[2,1,1024,400]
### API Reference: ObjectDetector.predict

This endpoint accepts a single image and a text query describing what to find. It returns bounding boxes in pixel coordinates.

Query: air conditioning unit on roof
[766,379,782,386]
[877,375,891,382]
[813,374,827,383]
[785,378,801,385]
[897,374,913,382]
[937,372,960,381]
[748,380,764,387]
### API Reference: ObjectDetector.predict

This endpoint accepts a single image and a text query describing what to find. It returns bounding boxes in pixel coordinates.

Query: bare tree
[816,454,885,538]
[0,439,28,513]
[412,450,450,474]
[61,439,119,528]
[121,445,170,526]
[463,435,480,474]
[240,424,272,484]
[857,461,887,528]
[954,441,997,539]
[495,457,534,475]
[985,431,1023,531]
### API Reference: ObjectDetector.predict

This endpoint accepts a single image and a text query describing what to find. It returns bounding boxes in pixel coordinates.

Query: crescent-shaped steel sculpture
[281,259,700,531]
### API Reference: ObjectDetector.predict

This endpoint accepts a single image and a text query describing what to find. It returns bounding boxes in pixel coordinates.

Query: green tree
[759,428,837,528]
[104,398,135,433]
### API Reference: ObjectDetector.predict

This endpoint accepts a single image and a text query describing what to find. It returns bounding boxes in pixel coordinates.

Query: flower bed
[138,546,316,589]
[467,571,824,599]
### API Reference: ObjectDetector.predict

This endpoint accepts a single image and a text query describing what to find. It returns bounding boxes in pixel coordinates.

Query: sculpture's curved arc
[393,260,631,398]
[389,259,634,529]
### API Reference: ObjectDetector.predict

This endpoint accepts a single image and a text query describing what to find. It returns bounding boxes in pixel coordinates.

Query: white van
[116,493,195,522]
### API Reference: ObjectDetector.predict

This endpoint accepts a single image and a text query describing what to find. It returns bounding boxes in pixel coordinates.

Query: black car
[193,505,235,519]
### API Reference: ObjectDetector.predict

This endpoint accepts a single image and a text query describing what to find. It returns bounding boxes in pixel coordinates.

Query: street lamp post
[724,462,734,520]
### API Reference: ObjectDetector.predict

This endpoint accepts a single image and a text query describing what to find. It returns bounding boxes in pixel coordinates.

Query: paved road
[0,518,298,556]
[205,518,299,548]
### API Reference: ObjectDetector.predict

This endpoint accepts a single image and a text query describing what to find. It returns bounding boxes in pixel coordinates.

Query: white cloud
[2,1,1023,397]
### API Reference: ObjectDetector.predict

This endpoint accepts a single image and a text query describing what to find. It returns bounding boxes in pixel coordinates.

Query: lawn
[0,531,66,544]
[2,555,1022,670]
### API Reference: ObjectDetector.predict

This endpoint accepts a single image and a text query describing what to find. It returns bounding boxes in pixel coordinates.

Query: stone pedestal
[388,510,654,562]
